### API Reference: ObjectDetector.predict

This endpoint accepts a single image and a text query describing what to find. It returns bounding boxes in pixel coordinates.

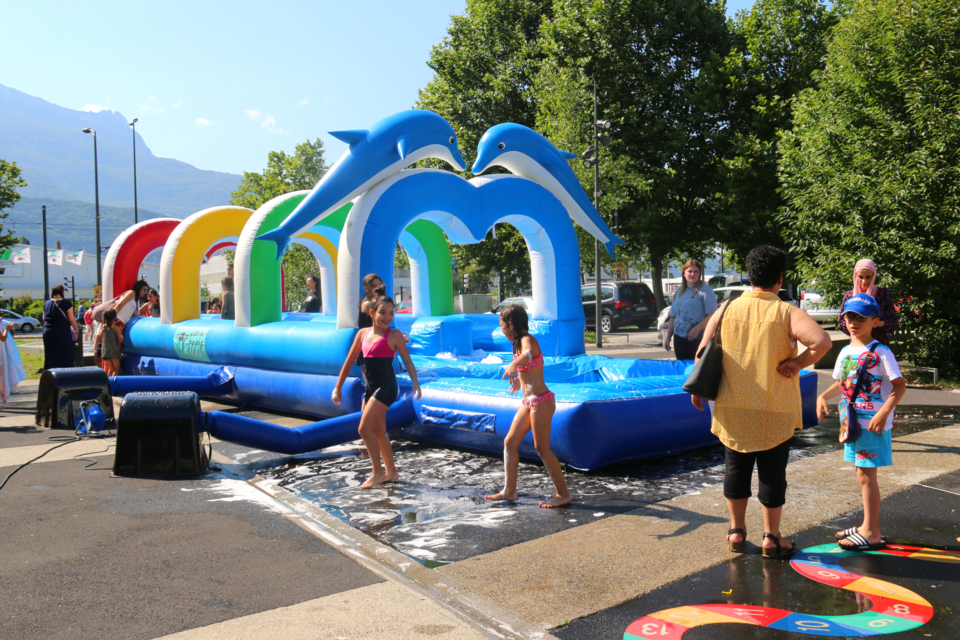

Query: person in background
[139,288,159,316]
[131,280,149,316]
[220,277,235,320]
[98,308,123,376]
[665,259,718,360]
[207,297,222,314]
[301,275,321,313]
[226,262,234,279]
[77,300,86,317]
[148,303,161,318]
[41,284,79,371]
[691,246,831,558]
[837,259,899,347]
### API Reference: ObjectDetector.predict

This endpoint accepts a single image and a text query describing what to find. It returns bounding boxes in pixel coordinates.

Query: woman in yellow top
[691,246,831,558]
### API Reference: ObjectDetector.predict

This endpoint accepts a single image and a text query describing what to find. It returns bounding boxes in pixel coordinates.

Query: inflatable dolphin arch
[108,110,817,471]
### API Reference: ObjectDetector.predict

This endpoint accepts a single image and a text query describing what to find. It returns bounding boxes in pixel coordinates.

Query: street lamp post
[82,128,102,288]
[129,118,139,224]
[581,78,611,348]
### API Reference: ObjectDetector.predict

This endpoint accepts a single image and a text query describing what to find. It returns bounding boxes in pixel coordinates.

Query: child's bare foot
[383,471,400,483]
[540,495,572,508]
[360,472,387,489]
[485,491,518,502]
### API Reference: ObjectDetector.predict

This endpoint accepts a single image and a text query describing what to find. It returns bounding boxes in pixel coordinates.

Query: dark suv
[582,281,658,333]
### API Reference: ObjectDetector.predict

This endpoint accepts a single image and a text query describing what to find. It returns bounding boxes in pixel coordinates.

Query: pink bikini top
[514,349,544,372]
[362,329,396,358]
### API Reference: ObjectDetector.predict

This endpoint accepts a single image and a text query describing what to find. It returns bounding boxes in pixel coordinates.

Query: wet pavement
[220,406,960,565]
[555,470,960,639]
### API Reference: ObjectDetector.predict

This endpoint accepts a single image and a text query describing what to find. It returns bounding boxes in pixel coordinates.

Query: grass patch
[584,331,609,344]
[18,350,45,380]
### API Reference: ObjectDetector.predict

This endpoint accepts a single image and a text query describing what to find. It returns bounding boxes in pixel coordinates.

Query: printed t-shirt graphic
[832,341,902,433]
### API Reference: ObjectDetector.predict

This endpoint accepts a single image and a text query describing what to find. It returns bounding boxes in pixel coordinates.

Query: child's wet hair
[499,304,530,354]
[372,285,394,313]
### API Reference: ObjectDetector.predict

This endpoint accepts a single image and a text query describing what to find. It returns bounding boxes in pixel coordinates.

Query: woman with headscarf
[837,260,899,347]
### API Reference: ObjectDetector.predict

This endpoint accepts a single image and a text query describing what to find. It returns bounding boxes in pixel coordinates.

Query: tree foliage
[779,0,960,372]
[717,0,839,267]
[0,159,27,253]
[537,0,731,307]
[230,139,329,211]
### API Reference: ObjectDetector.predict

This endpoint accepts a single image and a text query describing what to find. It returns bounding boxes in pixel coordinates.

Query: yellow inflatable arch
[159,206,255,324]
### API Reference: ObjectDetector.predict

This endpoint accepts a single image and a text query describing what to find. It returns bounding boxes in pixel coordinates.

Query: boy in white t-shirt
[816,293,906,551]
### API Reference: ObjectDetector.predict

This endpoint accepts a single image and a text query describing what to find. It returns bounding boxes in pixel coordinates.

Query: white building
[0,245,159,304]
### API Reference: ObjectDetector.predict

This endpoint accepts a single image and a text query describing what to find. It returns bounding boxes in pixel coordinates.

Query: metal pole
[93,132,102,288]
[42,205,50,301]
[593,78,602,349]
[131,119,139,224]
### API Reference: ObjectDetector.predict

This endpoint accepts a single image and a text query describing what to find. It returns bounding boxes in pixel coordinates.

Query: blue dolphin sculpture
[472,123,624,257]
[258,110,467,259]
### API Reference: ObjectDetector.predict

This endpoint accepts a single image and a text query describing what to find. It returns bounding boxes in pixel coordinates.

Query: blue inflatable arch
[336,169,586,355]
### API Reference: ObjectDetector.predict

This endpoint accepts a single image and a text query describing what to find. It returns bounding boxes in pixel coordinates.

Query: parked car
[489,297,533,314]
[800,286,840,323]
[715,286,798,307]
[706,273,744,288]
[0,309,40,333]
[395,299,413,314]
[582,281,658,333]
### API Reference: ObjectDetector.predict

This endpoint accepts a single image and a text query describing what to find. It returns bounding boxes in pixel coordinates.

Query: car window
[726,290,745,302]
[0,311,12,318]
[778,290,796,303]
[517,299,528,309]
[600,287,614,301]
[615,284,646,302]
[581,286,596,302]
[707,276,724,288]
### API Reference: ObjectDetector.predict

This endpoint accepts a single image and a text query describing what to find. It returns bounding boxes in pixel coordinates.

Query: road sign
[612,261,626,271]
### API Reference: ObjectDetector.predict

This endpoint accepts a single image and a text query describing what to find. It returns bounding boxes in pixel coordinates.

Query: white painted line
[917,483,960,498]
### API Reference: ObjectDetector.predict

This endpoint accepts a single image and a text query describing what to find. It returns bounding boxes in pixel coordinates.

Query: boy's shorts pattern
[843,429,893,468]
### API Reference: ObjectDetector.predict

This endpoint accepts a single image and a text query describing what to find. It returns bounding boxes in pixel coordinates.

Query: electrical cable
[0,438,80,493]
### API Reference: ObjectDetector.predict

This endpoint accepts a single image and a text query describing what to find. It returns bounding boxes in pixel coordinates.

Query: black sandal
[762,532,795,559]
[727,528,747,553]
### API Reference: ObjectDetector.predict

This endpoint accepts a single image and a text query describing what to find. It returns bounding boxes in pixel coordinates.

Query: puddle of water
[256,406,957,564]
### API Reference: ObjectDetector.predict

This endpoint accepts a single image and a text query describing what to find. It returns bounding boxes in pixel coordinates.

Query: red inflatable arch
[102,218,182,301]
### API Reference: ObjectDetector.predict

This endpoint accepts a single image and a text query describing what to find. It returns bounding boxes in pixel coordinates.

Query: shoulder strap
[849,342,880,403]
[712,299,732,348]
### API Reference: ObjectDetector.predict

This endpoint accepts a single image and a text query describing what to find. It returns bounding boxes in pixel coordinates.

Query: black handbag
[682,300,731,401]
[839,342,880,444]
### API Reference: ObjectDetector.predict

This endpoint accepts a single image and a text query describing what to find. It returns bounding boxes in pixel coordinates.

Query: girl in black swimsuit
[333,288,421,489]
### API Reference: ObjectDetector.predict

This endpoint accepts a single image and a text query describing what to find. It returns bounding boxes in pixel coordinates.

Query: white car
[0,309,40,333]
[489,297,533,314]
[715,286,798,307]
[800,287,841,323]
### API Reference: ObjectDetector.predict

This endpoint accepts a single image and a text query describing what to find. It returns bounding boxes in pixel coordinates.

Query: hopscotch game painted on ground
[625,543,960,638]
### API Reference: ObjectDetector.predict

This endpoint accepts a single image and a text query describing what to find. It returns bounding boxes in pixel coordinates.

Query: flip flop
[838,532,887,551]
[727,528,747,553]
[762,532,795,559]
[836,527,888,542]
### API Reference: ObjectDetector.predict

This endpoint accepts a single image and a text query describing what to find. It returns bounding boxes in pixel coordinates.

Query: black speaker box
[36,367,115,430]
[113,392,206,477]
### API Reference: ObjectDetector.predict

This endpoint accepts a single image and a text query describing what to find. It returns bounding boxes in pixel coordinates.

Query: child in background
[98,308,123,376]
[486,304,571,508]
[149,303,160,318]
[816,293,905,550]
[220,278,235,320]
[332,286,421,489]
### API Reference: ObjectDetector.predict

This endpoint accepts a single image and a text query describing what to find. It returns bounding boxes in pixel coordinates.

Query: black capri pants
[723,438,791,508]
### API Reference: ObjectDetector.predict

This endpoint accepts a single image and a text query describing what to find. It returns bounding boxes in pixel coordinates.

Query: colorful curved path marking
[625,543,960,639]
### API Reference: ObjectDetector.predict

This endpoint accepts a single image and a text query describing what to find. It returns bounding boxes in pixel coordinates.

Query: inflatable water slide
[100,110,817,471]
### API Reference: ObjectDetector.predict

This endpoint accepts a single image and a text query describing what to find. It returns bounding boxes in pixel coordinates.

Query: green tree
[716,0,840,267]
[0,159,28,253]
[538,0,732,308]
[282,244,320,312]
[230,139,329,210]
[779,0,960,373]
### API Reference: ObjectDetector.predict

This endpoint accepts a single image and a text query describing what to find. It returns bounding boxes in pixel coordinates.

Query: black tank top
[358,299,373,329]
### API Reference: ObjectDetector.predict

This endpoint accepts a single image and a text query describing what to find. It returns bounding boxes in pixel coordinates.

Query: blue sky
[3,0,757,176]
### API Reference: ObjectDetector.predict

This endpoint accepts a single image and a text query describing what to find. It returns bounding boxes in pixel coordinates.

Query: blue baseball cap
[844,293,880,317]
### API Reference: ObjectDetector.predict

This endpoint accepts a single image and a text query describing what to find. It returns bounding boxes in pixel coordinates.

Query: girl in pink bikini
[485,304,572,508]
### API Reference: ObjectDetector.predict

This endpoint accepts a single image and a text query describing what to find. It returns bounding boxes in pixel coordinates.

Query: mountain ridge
[0,83,242,218]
